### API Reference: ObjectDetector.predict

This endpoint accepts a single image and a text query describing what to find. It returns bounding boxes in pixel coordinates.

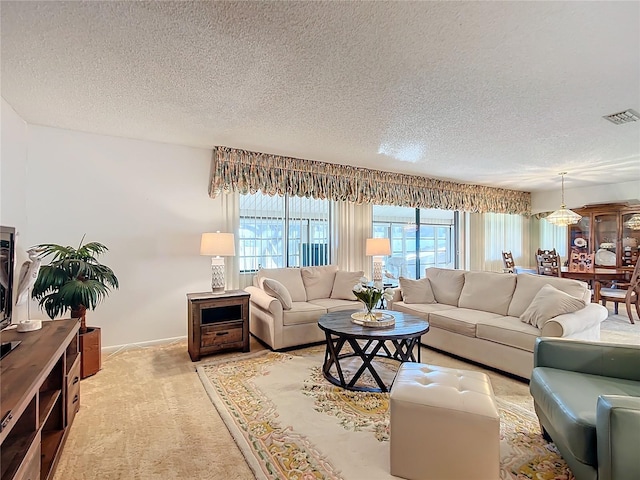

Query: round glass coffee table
[317,310,430,393]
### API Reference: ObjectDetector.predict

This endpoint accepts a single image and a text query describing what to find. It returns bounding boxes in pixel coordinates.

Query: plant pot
[79,326,101,378]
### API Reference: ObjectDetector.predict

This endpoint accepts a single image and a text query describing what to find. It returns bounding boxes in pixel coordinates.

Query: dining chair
[568,252,595,273]
[594,260,640,324]
[536,248,561,277]
[502,251,515,273]
[502,251,537,274]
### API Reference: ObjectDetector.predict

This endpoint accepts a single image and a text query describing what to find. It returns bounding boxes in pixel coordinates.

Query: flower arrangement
[352,277,395,319]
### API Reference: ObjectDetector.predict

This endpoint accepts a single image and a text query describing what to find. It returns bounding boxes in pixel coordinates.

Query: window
[239,192,330,272]
[373,206,456,279]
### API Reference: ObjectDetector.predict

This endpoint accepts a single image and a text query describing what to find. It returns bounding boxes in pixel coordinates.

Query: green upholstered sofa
[530,338,640,480]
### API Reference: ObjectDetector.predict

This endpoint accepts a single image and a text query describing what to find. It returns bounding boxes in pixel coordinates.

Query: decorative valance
[209,146,531,215]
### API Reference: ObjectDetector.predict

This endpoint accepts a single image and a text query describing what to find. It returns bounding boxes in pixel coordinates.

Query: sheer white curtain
[332,201,372,278]
[220,191,242,289]
[468,212,531,272]
[537,218,568,262]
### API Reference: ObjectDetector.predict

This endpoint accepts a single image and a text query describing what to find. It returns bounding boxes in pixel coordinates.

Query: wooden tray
[350,311,395,328]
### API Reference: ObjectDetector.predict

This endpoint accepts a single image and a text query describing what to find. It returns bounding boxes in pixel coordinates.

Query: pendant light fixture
[624,214,640,230]
[546,172,582,226]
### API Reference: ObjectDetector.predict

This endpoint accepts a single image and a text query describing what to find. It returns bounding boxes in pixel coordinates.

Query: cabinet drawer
[67,385,80,427]
[66,352,81,426]
[67,354,81,389]
[201,323,243,348]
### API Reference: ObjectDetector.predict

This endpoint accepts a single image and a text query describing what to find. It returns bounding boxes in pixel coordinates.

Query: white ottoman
[390,363,500,480]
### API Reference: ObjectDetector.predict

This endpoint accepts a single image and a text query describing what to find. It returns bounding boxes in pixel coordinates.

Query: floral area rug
[196,347,574,480]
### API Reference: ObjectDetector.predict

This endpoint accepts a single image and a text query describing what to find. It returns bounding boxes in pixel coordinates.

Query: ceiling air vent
[603,109,640,125]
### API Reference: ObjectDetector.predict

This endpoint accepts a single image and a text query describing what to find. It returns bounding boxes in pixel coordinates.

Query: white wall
[531,180,640,214]
[18,124,224,348]
[1,98,28,233]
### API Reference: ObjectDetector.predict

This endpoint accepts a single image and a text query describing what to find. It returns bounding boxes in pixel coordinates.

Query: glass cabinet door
[594,214,618,266]
[621,213,640,266]
[569,216,590,254]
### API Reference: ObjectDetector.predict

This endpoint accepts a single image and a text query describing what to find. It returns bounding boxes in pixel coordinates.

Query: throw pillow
[301,265,338,300]
[262,278,293,310]
[425,268,466,306]
[257,267,307,301]
[399,277,435,304]
[330,270,365,301]
[520,284,585,328]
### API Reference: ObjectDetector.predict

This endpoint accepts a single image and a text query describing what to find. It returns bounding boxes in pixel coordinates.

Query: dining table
[560,266,633,288]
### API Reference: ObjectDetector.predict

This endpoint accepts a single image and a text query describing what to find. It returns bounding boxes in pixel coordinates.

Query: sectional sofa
[389,268,609,378]
[245,265,364,350]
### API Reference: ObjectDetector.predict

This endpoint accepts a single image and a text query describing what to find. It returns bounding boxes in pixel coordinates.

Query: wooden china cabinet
[567,203,640,268]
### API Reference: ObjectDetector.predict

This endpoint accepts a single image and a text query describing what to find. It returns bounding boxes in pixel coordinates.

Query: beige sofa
[245,265,364,350]
[389,268,608,379]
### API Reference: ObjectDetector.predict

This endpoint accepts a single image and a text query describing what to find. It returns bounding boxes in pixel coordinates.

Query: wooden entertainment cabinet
[0,319,81,480]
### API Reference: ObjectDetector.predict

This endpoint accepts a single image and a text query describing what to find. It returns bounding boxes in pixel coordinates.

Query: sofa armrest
[541,303,608,337]
[597,395,640,480]
[387,288,403,309]
[533,338,640,381]
[245,286,283,316]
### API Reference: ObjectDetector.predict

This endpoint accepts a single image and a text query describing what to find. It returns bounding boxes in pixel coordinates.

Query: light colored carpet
[53,309,637,480]
[197,347,572,480]
[52,338,260,480]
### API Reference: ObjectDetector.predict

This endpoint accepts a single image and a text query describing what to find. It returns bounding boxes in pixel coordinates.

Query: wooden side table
[187,290,250,361]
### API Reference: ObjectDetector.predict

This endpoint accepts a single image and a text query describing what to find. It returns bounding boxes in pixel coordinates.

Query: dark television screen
[0,226,16,330]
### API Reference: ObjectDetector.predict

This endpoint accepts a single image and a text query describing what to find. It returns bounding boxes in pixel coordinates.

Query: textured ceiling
[1,1,639,192]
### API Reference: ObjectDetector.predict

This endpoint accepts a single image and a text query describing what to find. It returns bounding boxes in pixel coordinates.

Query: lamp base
[373,259,384,282]
[211,257,226,292]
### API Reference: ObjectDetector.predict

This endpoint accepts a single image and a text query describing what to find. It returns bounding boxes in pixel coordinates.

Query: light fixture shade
[546,172,581,227]
[625,214,640,230]
[546,207,582,226]
[366,238,391,256]
[200,232,235,256]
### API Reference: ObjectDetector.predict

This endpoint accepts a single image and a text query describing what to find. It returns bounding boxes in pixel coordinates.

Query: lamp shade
[200,232,235,256]
[366,238,391,256]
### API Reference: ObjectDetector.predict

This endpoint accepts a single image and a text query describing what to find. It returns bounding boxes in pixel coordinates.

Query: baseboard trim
[102,336,187,356]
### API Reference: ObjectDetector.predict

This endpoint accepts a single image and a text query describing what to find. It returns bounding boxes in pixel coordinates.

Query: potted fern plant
[31,236,119,378]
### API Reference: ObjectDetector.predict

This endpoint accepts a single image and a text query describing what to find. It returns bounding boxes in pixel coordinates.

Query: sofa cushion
[391,302,457,319]
[476,316,540,352]
[301,265,338,300]
[459,271,516,315]
[257,268,307,302]
[425,268,466,306]
[507,274,588,318]
[308,298,361,312]
[282,302,327,326]
[399,277,435,304]
[530,368,640,466]
[520,284,586,328]
[428,308,503,337]
[331,270,365,301]
[262,278,293,310]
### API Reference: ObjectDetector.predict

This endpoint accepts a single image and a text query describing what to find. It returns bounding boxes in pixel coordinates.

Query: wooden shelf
[40,430,65,480]
[0,431,37,480]
[38,390,61,428]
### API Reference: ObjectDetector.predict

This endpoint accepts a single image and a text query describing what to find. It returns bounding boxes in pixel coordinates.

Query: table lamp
[366,238,391,282]
[200,232,235,292]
